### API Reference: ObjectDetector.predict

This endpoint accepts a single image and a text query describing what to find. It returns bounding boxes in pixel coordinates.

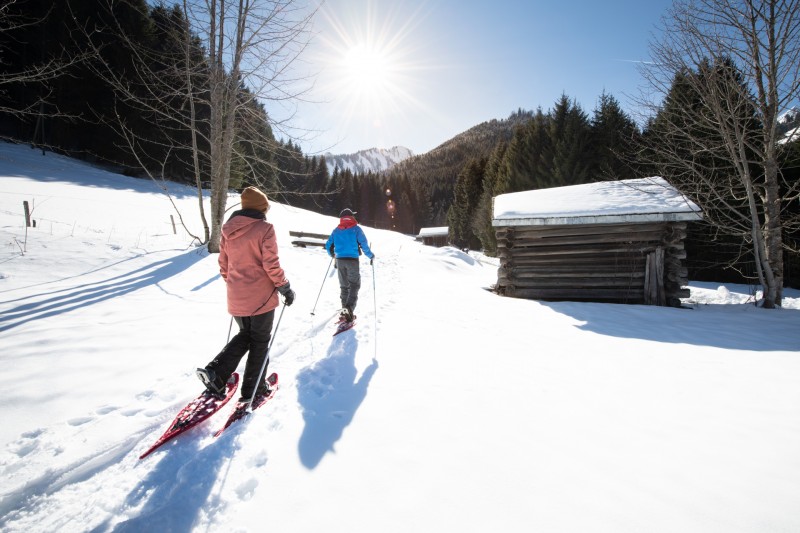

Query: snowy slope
[324,146,413,175]
[1,141,800,533]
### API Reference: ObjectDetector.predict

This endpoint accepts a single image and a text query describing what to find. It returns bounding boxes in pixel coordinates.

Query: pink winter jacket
[218,214,288,317]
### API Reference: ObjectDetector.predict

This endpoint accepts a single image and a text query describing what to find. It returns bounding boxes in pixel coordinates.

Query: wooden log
[499,269,645,280]
[499,264,646,277]
[670,287,691,299]
[291,240,326,248]
[662,228,687,242]
[500,252,646,264]
[505,287,645,301]
[500,243,660,256]
[495,222,668,239]
[499,277,647,289]
[666,249,687,260]
[497,230,669,249]
[289,230,330,240]
[665,267,689,283]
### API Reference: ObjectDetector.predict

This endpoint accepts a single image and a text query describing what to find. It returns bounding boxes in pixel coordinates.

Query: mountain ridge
[324,146,414,175]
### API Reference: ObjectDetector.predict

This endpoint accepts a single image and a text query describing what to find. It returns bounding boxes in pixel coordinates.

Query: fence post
[170,215,176,234]
[23,201,31,227]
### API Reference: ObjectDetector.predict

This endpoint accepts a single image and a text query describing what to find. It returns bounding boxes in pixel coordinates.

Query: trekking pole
[227,316,234,343]
[247,302,287,412]
[311,256,334,316]
[372,259,377,360]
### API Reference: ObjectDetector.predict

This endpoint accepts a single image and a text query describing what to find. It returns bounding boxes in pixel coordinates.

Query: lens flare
[311,1,434,149]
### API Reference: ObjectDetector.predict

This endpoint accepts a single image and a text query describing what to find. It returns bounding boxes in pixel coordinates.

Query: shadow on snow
[90,429,239,533]
[0,249,206,333]
[543,300,800,352]
[296,332,378,470]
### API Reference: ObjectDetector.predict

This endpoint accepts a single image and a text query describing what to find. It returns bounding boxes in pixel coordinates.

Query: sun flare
[314,1,432,144]
[342,44,390,90]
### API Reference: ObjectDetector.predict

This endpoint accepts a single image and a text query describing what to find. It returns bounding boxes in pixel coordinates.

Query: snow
[1,141,800,533]
[417,226,448,237]
[492,176,702,225]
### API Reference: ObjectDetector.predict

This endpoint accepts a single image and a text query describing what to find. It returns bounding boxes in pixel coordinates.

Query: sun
[342,44,390,91]
[307,1,437,150]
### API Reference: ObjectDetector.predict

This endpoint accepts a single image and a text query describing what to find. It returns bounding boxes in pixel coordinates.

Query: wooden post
[23,201,32,227]
[170,215,176,234]
[644,247,666,306]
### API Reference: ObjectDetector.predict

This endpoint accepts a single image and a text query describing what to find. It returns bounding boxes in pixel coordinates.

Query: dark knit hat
[339,208,357,217]
[241,186,269,212]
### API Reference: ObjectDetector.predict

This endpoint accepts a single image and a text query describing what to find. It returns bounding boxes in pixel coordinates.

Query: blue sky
[288,0,675,156]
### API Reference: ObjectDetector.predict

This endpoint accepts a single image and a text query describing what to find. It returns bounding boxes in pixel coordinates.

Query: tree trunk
[763,156,783,306]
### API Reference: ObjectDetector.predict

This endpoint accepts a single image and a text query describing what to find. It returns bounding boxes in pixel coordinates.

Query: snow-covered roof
[492,177,702,227]
[417,226,449,237]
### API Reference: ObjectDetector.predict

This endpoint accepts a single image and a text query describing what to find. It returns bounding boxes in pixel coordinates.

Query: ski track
[0,243,400,532]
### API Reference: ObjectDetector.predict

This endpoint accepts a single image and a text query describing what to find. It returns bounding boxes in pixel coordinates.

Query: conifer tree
[472,141,509,254]
[548,94,592,187]
[447,157,486,249]
[591,91,640,180]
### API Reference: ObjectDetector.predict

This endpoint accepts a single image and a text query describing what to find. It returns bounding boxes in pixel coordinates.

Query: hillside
[386,111,530,183]
[1,141,799,533]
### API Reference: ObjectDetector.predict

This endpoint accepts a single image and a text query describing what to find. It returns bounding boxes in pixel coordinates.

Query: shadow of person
[296,333,378,470]
[89,427,238,533]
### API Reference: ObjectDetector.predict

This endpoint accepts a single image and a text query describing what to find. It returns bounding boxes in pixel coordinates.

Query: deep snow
[1,141,799,533]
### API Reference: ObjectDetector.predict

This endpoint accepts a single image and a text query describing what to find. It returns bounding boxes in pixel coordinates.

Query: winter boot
[240,376,273,403]
[196,367,226,397]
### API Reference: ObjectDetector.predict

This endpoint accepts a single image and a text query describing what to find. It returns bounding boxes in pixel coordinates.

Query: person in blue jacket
[325,208,374,322]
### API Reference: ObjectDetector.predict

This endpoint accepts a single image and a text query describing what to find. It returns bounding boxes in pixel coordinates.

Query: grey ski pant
[336,257,361,311]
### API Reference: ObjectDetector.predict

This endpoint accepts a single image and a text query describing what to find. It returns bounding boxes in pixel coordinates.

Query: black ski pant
[207,310,274,399]
[336,257,361,311]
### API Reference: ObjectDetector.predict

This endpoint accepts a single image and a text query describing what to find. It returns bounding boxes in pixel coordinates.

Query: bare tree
[182,0,315,252]
[71,0,315,250]
[640,0,800,307]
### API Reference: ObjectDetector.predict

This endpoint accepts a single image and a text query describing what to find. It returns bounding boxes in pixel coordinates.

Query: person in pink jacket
[197,186,295,401]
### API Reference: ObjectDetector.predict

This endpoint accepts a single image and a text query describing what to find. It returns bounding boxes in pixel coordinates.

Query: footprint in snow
[67,416,93,426]
[135,390,156,401]
[10,440,39,458]
[8,429,46,457]
[248,451,269,468]
[21,428,45,438]
[235,478,259,501]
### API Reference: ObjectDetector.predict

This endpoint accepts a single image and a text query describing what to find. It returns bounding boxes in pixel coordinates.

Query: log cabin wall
[495,221,690,307]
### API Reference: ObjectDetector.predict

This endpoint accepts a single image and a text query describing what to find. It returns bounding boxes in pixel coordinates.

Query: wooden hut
[416,227,449,247]
[492,177,702,307]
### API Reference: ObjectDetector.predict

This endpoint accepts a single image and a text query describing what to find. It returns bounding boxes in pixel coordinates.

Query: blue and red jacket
[325,216,374,259]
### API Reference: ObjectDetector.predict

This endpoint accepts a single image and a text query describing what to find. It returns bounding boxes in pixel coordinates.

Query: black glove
[370,256,375,266]
[278,282,295,306]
